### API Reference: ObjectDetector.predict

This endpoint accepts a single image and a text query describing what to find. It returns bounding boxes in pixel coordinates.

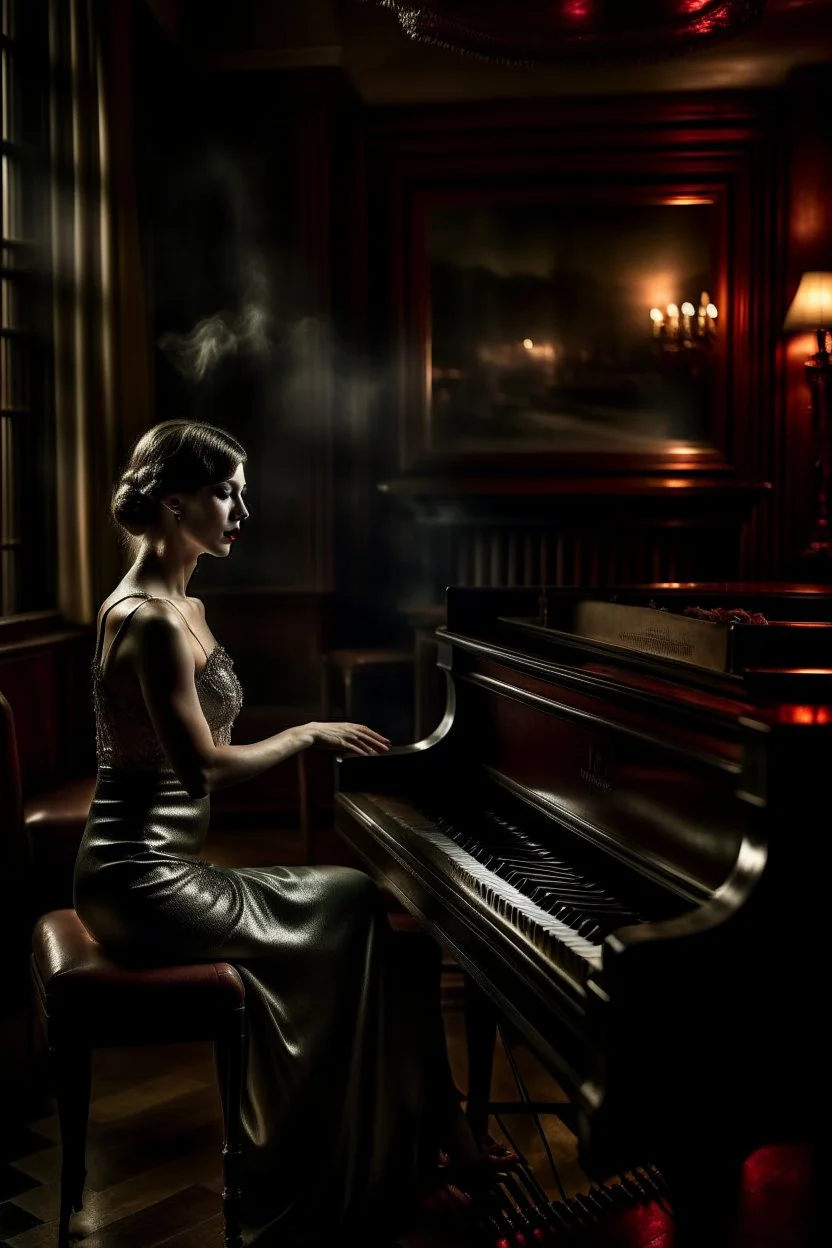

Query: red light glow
[373,2,769,65]
[662,196,715,206]
[562,0,593,22]
[778,705,832,725]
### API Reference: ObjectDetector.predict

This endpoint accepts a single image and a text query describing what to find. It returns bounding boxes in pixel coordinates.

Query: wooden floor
[0,828,815,1248]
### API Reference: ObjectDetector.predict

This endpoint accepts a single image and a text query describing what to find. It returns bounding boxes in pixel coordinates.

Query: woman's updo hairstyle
[111,420,247,536]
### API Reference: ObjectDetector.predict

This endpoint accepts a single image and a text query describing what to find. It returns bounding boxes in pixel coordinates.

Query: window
[1,0,54,617]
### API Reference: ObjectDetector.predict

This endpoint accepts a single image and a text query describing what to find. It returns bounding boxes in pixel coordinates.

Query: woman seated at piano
[72,418,510,1247]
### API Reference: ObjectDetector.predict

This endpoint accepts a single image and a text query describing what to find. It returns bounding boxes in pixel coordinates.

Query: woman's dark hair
[111,420,247,536]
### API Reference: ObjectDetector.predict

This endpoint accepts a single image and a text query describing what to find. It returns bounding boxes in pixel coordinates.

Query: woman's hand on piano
[303,721,391,756]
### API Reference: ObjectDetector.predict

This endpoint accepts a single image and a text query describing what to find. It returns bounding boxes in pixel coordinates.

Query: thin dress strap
[97,594,209,676]
[160,599,210,660]
[94,593,151,670]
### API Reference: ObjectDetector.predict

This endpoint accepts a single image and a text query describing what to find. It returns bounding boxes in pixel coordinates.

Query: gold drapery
[49,0,151,624]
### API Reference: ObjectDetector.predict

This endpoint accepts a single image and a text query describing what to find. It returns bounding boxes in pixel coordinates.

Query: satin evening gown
[74,595,444,1247]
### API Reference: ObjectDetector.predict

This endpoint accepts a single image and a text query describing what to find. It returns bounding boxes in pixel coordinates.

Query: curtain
[49,0,151,625]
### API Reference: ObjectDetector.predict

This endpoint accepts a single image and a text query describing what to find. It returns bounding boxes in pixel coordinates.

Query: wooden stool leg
[215,1008,246,1248]
[53,1044,91,1248]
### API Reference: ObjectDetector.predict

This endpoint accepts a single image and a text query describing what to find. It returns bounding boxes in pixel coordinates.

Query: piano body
[334,584,825,1245]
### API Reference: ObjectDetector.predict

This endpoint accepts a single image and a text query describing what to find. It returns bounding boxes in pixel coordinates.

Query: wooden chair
[31,908,247,1248]
[0,689,95,917]
[319,647,414,728]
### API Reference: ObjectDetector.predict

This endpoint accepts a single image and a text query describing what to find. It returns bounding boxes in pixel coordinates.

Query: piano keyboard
[360,793,644,987]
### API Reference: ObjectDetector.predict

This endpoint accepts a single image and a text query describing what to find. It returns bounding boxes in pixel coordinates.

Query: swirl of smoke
[158,301,270,383]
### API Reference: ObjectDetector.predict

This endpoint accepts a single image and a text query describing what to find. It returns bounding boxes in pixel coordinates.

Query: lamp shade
[783,272,832,333]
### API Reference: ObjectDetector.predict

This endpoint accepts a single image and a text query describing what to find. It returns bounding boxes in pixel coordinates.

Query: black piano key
[417,801,647,944]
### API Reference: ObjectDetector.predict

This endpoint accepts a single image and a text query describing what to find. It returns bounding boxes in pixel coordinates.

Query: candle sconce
[650,292,718,350]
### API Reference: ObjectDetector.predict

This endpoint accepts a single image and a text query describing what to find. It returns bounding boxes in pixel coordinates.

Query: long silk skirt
[73,769,443,1246]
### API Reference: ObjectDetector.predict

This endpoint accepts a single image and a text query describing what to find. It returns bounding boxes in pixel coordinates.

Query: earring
[173,510,182,523]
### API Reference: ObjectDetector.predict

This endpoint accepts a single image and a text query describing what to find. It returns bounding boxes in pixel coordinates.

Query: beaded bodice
[92,594,243,772]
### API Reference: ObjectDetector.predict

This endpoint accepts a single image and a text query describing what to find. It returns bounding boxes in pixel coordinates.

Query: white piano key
[364,794,603,985]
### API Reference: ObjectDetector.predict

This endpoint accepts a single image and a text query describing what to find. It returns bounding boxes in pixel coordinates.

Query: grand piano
[334,584,824,1246]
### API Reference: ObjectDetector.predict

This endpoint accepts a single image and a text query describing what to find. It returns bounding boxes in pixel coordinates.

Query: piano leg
[463,972,498,1143]
[659,1143,744,1248]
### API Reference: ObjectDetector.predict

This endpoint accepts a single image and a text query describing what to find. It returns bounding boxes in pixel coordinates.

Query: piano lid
[443,583,832,700]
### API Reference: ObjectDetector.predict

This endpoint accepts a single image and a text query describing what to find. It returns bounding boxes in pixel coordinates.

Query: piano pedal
[486,1191,531,1244]
[547,1197,582,1230]
[604,1181,634,1211]
[512,1175,565,1237]
[430,1184,536,1248]
[617,1170,653,1206]
[470,1207,513,1248]
[497,1178,551,1243]
[494,1175,561,1244]
[510,1156,560,1212]
[635,1164,673,1215]
[568,1191,601,1224]
[473,1199,530,1248]
[499,1172,548,1219]
[596,1180,632,1212]
[642,1161,671,1199]
[583,1185,615,1217]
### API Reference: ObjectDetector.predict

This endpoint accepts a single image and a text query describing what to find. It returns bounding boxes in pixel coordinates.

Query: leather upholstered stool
[31,909,247,1248]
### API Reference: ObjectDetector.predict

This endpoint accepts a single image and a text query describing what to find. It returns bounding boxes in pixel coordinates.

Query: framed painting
[399,184,730,474]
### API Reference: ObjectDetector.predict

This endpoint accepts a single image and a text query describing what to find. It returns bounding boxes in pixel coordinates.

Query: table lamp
[783,271,832,558]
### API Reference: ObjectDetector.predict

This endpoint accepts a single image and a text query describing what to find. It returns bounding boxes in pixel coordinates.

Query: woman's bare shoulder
[117,600,198,675]
[97,592,192,687]
[97,585,147,628]
[99,592,187,646]
[128,597,190,635]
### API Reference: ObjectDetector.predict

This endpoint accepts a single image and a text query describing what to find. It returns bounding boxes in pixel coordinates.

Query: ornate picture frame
[402,183,730,474]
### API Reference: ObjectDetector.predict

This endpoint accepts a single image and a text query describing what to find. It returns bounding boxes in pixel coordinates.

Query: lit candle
[697,291,709,337]
[649,307,664,338]
[667,303,679,339]
[681,301,695,341]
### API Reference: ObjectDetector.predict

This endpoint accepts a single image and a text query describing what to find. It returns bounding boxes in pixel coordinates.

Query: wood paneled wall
[138,56,832,709]
[198,587,332,710]
[338,88,798,619]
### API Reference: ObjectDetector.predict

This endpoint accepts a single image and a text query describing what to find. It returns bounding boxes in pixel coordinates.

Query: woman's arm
[128,604,389,798]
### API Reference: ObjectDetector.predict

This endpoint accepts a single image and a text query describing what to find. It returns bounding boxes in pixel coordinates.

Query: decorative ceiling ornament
[367,1,770,65]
